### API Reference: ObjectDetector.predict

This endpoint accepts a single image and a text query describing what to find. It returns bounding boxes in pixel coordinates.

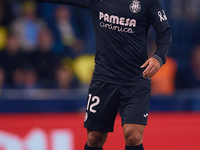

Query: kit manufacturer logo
[143,113,149,117]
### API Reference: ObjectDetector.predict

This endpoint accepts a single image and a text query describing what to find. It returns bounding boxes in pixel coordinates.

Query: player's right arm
[36,0,90,8]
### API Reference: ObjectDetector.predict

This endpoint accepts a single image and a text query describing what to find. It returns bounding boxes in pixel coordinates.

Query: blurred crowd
[0,0,95,91]
[0,0,200,96]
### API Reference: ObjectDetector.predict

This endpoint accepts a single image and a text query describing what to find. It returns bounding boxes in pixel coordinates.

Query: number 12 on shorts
[86,94,100,113]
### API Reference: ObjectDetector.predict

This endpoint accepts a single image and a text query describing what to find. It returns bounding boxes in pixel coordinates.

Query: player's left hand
[140,57,161,79]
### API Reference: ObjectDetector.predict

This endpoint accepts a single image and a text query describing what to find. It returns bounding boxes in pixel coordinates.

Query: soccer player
[37,0,172,150]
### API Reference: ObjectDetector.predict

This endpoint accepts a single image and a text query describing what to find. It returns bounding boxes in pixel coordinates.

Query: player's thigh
[84,80,120,132]
[119,84,151,126]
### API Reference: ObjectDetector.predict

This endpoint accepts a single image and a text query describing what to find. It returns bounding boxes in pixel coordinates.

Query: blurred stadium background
[0,0,200,149]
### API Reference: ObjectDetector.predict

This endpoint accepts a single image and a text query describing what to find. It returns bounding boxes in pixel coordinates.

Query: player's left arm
[141,0,172,79]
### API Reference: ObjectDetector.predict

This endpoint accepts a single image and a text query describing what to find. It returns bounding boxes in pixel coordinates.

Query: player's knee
[124,128,143,146]
[87,130,108,147]
[125,132,143,146]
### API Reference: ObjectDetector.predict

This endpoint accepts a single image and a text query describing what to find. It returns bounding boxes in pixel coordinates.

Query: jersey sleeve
[148,0,172,66]
[37,0,90,8]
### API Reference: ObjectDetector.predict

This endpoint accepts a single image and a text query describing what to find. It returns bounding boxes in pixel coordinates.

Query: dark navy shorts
[83,80,151,132]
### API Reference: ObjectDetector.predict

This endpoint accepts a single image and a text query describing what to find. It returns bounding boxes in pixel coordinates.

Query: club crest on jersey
[130,0,141,13]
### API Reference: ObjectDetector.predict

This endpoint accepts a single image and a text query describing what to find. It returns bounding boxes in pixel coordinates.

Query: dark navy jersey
[38,0,172,85]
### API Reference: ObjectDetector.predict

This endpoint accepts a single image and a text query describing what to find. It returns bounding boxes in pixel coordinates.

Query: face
[6,35,19,54]
[55,6,71,21]
[38,28,53,51]
[56,66,72,88]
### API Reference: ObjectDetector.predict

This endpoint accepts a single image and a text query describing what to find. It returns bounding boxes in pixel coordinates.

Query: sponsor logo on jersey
[130,0,141,13]
[99,12,136,33]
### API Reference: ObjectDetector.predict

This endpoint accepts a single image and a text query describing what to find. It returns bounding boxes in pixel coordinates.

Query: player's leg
[84,80,120,149]
[123,124,145,150]
[119,84,151,150]
[84,129,108,150]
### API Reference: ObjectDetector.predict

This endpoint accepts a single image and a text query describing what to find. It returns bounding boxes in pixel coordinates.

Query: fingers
[140,60,149,68]
[143,65,159,78]
[143,65,153,78]
[141,58,161,79]
[141,59,151,78]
